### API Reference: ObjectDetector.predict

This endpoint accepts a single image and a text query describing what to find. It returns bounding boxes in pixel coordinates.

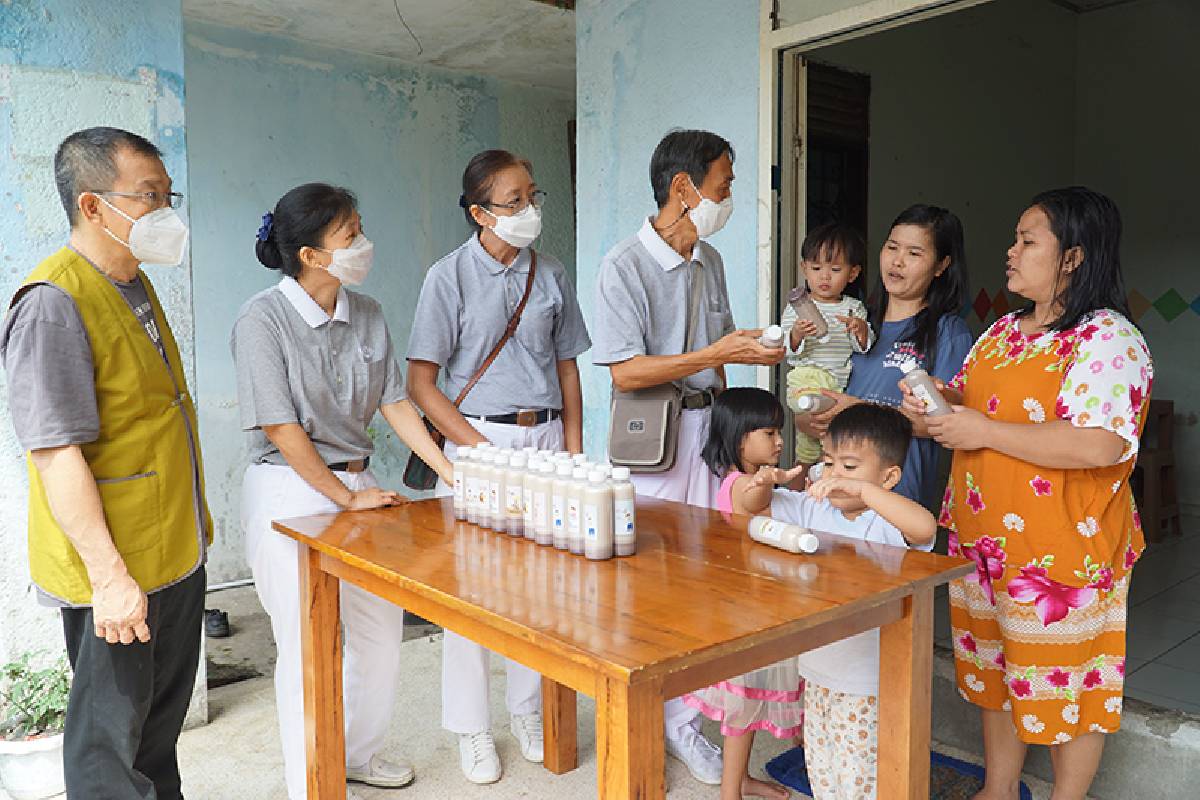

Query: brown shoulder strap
[451,250,538,408]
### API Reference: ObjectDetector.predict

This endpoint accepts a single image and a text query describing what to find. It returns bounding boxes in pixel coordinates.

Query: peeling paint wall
[183,21,577,583]
[575,0,762,457]
[0,0,192,662]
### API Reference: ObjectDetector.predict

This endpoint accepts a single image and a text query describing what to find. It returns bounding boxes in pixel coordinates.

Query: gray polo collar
[277,277,349,328]
[468,233,531,276]
[637,217,707,272]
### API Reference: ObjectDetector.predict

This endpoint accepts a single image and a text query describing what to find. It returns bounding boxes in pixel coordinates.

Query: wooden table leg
[299,546,346,798]
[878,588,934,799]
[595,676,664,800]
[543,677,578,774]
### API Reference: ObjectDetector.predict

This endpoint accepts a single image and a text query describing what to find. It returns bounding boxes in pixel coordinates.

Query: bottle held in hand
[787,286,829,339]
[759,324,785,349]
[900,362,952,416]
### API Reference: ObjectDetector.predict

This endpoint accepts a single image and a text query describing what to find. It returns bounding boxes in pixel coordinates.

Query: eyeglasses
[93,190,185,209]
[485,190,546,213]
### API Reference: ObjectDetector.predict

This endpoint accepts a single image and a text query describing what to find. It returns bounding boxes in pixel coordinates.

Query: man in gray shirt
[591,129,785,785]
[0,127,209,800]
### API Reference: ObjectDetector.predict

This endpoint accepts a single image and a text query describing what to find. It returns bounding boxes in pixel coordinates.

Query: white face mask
[686,177,733,239]
[319,234,374,285]
[93,195,189,265]
[483,203,542,249]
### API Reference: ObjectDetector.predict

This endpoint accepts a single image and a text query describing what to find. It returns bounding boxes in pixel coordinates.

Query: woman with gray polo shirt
[406,149,590,785]
[232,183,451,800]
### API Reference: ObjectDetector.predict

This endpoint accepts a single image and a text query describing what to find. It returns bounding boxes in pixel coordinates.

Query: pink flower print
[1132,509,1143,531]
[1009,677,1033,698]
[1056,338,1074,357]
[1055,396,1073,421]
[948,530,962,557]
[987,395,1000,415]
[1101,401,1113,416]
[1047,668,1071,690]
[1088,566,1114,593]
[1030,475,1053,497]
[1116,658,1126,677]
[962,536,1007,605]
[994,651,1007,669]
[1111,355,1125,370]
[1130,385,1145,414]
[1078,323,1099,340]
[1101,332,1114,341]
[1124,544,1138,570]
[965,473,986,514]
[1007,565,1097,626]
[1006,327,1024,344]
[959,633,978,654]
[1090,360,1104,374]
[1082,669,1103,690]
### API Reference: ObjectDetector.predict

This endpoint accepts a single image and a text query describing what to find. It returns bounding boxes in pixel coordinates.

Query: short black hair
[54,127,162,227]
[701,388,785,477]
[460,149,533,232]
[800,222,867,299]
[649,129,734,209]
[827,403,912,468]
[255,183,357,278]
[1017,186,1132,331]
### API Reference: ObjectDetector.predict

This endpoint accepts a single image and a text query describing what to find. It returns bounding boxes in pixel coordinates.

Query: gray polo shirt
[0,248,208,607]
[230,277,406,466]
[591,218,736,393]
[406,235,591,417]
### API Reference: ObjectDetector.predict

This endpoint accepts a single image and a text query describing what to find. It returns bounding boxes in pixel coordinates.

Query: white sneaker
[665,728,722,785]
[347,753,415,788]
[510,712,544,763]
[458,731,502,784]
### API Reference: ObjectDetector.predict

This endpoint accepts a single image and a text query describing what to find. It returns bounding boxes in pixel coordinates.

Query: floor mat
[764,746,1033,799]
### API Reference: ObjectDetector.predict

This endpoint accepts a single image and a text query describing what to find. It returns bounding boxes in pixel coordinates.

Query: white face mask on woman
[686,177,733,239]
[92,195,190,265]
[483,203,542,249]
[317,234,375,285]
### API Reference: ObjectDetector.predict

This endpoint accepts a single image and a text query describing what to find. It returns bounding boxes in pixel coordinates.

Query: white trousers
[242,464,407,800]
[629,407,719,742]
[436,417,565,733]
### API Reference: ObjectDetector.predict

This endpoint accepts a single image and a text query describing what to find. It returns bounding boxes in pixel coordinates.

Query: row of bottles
[450,445,637,561]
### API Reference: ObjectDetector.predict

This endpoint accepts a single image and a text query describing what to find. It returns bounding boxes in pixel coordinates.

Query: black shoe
[205,608,230,638]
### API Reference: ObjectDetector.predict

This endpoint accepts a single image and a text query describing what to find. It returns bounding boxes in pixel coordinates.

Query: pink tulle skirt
[683,658,804,738]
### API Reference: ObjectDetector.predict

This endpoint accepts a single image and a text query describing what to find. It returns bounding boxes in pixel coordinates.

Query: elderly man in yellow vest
[0,127,211,800]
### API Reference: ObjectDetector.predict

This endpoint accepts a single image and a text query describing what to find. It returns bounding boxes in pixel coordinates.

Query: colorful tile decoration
[961,288,1199,326]
[1153,289,1190,322]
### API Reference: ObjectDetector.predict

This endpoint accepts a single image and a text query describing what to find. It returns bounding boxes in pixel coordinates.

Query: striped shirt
[780,295,873,388]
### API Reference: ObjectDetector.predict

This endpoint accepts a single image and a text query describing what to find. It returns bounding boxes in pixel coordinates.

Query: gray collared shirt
[231,277,406,466]
[591,217,736,393]
[406,235,591,417]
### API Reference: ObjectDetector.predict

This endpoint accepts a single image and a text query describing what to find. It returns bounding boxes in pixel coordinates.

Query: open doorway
[772,0,1200,715]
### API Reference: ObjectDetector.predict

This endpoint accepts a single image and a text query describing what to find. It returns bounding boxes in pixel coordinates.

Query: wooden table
[274,497,970,799]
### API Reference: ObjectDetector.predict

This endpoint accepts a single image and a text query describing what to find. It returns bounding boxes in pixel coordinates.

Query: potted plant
[0,653,69,800]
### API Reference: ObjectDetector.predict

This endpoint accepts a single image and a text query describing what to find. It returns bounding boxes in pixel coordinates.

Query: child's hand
[837,314,869,348]
[790,318,821,340]
[749,463,807,489]
[808,475,866,502]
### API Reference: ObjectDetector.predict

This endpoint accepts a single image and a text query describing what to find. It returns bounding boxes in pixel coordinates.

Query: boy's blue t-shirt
[845,313,974,510]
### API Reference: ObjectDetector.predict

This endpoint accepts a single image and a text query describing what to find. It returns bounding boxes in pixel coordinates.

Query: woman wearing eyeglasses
[405,149,590,785]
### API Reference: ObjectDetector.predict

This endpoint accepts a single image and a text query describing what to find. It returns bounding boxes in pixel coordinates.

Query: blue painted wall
[575,0,763,458]
[183,22,577,582]
[0,0,191,658]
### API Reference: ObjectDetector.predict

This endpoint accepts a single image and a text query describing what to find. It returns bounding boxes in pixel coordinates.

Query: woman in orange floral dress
[905,187,1152,800]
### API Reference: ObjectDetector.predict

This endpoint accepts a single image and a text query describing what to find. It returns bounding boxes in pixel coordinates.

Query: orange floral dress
[942,309,1152,745]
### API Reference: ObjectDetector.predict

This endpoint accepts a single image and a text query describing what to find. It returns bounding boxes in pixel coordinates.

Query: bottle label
[533,493,547,525]
[757,519,784,544]
[614,499,636,536]
[490,483,501,515]
[506,485,522,517]
[914,384,935,411]
[523,487,534,521]
[453,471,464,503]
[567,499,580,533]
[583,505,598,539]
[552,494,565,528]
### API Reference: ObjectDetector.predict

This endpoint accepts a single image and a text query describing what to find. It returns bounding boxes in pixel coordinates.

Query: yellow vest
[16,247,212,604]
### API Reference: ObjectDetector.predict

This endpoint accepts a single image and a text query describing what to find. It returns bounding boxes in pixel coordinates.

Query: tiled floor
[933,516,1200,715]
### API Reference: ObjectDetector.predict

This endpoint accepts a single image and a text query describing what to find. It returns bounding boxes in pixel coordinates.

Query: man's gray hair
[54,127,162,227]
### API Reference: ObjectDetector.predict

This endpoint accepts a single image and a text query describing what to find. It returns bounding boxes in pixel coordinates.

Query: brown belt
[328,457,370,473]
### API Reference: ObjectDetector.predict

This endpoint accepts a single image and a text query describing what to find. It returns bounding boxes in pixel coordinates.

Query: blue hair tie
[458,194,468,209]
[256,212,274,242]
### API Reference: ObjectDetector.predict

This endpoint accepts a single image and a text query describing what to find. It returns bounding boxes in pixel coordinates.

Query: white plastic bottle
[506,452,527,537]
[523,457,540,540]
[582,470,615,561]
[551,462,573,550]
[531,461,556,546]
[572,453,590,469]
[789,392,838,415]
[452,446,471,521]
[567,466,588,555]
[748,515,820,554]
[611,466,637,556]
[759,324,785,349]
[463,447,480,524]
[489,451,506,531]
[900,362,952,417]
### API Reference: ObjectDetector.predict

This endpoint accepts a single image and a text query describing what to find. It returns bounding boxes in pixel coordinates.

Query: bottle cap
[540,461,557,474]
[588,470,606,483]
[510,453,526,467]
[556,462,573,477]
[523,446,538,454]
[597,464,613,478]
[611,466,631,481]
[572,467,588,480]
[572,453,589,466]
[763,324,783,340]
[498,448,514,458]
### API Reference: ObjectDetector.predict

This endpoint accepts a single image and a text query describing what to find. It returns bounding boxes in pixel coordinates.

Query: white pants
[242,464,407,800]
[628,407,718,742]
[436,417,565,733]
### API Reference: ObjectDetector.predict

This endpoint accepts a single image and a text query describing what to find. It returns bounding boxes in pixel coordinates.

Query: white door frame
[754,0,994,388]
